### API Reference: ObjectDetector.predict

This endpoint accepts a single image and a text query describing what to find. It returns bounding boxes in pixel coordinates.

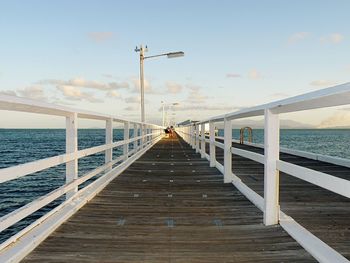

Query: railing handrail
[197,82,350,123]
[0,94,160,127]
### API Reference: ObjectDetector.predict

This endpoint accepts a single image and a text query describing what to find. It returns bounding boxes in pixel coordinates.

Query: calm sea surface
[0,128,349,243]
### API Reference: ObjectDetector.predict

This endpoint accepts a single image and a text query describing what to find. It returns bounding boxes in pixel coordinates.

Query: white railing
[0,95,164,262]
[177,82,350,263]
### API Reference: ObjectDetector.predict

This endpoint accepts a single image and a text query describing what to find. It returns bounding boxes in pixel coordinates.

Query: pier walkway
[23,135,315,262]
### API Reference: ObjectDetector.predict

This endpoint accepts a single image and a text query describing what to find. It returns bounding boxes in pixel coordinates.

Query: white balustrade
[0,94,164,261]
[176,82,350,263]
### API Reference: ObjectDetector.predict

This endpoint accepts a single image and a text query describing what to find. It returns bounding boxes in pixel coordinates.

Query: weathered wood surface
[213,141,350,260]
[23,135,314,262]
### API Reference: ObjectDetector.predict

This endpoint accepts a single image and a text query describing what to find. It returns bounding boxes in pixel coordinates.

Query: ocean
[0,128,349,243]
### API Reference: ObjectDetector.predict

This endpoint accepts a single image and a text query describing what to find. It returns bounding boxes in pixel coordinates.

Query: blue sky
[1,0,350,127]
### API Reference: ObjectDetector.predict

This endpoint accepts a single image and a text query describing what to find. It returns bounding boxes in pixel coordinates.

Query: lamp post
[135,45,184,122]
[161,101,179,127]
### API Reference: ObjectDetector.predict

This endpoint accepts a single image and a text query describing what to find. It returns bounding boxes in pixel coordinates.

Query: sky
[1,0,350,128]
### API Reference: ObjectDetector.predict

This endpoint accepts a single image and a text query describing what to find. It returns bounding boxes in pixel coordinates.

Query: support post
[263,108,280,225]
[123,121,129,160]
[224,117,232,183]
[141,124,145,148]
[133,123,138,152]
[105,118,113,170]
[195,124,200,153]
[191,125,196,149]
[66,113,78,199]
[209,121,216,167]
[201,123,205,158]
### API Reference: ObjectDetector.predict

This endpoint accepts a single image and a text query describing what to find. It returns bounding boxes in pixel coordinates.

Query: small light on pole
[135,45,184,123]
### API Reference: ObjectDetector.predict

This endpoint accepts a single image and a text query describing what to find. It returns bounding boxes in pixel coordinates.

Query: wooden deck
[214,142,350,260]
[23,135,316,262]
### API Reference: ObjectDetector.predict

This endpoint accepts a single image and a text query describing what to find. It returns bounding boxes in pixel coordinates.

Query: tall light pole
[135,45,184,122]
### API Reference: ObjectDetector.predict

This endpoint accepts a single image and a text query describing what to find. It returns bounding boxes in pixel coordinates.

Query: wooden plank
[22,135,314,262]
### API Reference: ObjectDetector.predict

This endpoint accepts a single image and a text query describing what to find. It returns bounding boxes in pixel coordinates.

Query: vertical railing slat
[123,121,129,160]
[224,118,232,183]
[133,123,138,153]
[263,108,280,225]
[201,123,205,158]
[105,118,113,170]
[209,121,216,167]
[195,124,200,153]
[66,113,78,199]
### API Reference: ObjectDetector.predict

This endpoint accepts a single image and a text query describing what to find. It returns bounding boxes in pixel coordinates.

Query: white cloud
[318,112,350,128]
[57,85,103,103]
[248,69,262,80]
[17,85,47,100]
[310,80,337,87]
[41,78,129,91]
[320,33,344,44]
[186,85,208,103]
[166,82,183,94]
[123,105,138,111]
[124,96,141,104]
[106,90,121,98]
[226,73,241,78]
[0,90,17,96]
[288,32,310,44]
[173,104,237,111]
[130,77,154,93]
[88,32,114,43]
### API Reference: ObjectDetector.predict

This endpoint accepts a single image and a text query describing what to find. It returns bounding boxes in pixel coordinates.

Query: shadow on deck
[23,135,316,262]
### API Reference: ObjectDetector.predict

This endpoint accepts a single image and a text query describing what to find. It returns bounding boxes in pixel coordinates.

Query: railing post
[224,117,232,183]
[133,123,138,152]
[195,124,200,153]
[105,118,113,171]
[264,109,280,225]
[201,123,205,158]
[191,125,195,149]
[123,121,129,160]
[141,124,144,148]
[66,112,78,199]
[209,121,216,167]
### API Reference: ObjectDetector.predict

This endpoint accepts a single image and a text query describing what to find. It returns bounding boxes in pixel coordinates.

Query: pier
[1,83,350,262]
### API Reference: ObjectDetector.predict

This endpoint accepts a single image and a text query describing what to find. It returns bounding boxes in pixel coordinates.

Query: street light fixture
[135,45,184,122]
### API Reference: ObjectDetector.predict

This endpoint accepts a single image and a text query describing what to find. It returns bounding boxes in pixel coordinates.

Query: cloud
[288,32,310,44]
[123,105,138,111]
[320,33,344,44]
[248,69,263,80]
[106,90,121,98]
[88,32,114,43]
[186,85,208,103]
[0,90,17,96]
[166,82,183,94]
[57,85,103,103]
[130,77,154,93]
[124,96,141,104]
[310,80,337,87]
[17,85,47,100]
[40,77,129,91]
[317,112,350,128]
[172,104,237,112]
[226,73,241,78]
